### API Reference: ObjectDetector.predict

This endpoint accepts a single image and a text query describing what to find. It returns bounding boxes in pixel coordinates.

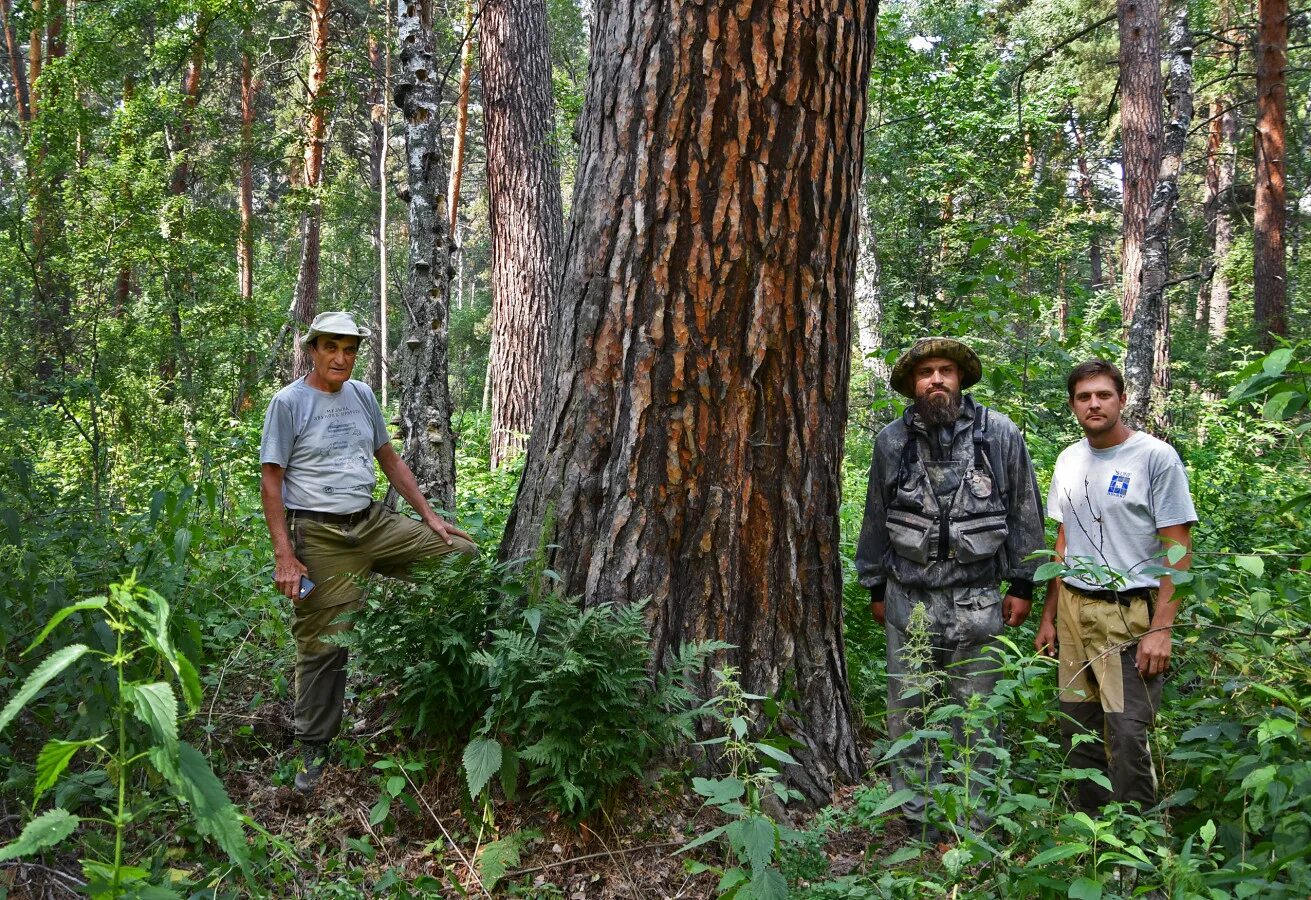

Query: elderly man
[1034,360,1195,814]
[260,311,477,792]
[855,337,1045,836]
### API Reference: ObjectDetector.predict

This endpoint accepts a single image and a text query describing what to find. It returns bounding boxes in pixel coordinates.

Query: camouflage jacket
[854,395,1045,596]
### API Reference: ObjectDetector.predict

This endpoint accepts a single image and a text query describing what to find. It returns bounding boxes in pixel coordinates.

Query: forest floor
[201,665,900,899]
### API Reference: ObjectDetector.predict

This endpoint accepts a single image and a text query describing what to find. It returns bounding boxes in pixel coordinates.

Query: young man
[855,337,1045,834]
[1035,360,1196,813]
[260,311,477,792]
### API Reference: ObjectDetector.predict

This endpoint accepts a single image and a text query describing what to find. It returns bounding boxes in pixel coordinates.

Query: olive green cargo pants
[1055,582,1162,813]
[288,502,478,745]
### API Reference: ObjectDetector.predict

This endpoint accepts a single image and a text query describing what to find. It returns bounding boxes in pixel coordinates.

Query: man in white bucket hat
[260,311,477,792]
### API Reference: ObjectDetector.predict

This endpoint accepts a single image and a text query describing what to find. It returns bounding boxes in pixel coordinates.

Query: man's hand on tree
[1002,595,1032,627]
[274,553,309,602]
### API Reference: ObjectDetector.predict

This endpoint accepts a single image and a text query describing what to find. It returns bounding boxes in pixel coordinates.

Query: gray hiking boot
[294,743,329,794]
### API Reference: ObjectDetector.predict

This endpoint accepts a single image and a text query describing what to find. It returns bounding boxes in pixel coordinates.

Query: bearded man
[855,337,1045,837]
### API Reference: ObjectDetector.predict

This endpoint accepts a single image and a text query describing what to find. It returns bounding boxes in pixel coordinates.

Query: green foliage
[467,596,725,820]
[679,667,805,899]
[0,576,250,896]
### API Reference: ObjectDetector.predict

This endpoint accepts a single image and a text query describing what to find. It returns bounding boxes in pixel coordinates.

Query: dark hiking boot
[294,743,329,794]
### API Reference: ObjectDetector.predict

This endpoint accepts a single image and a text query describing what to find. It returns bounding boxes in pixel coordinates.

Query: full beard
[914,388,963,426]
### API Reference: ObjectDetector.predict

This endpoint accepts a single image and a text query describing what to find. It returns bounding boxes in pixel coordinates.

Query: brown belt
[287,503,375,526]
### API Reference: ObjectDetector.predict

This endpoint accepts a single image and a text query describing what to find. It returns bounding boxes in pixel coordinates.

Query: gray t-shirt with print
[1047,430,1198,591]
[260,378,390,514]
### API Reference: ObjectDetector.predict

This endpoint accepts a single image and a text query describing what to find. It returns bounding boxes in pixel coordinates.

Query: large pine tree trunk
[482,0,564,468]
[1117,0,1163,327]
[394,0,455,512]
[1253,0,1288,348]
[292,0,331,380]
[502,0,875,802]
[1125,5,1191,432]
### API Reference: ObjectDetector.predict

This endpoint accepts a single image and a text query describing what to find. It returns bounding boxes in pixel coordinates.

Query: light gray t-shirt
[1047,430,1197,591]
[260,378,390,514]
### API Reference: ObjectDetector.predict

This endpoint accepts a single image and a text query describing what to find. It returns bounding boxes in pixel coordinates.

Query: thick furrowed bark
[503,0,874,803]
[482,0,563,468]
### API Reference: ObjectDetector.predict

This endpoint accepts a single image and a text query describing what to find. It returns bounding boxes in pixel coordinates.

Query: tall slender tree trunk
[229,38,259,416]
[482,0,564,468]
[27,0,39,115]
[502,0,875,802]
[1253,0,1288,348]
[30,0,69,384]
[447,0,474,239]
[0,0,30,121]
[1117,0,1163,327]
[114,75,134,316]
[238,43,255,307]
[368,11,386,393]
[1070,115,1104,292]
[1125,4,1191,432]
[292,0,331,379]
[394,0,455,511]
[854,189,888,385]
[161,29,204,397]
[1199,3,1239,340]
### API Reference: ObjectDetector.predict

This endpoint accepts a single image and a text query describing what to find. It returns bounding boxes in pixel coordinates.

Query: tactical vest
[885,408,1010,566]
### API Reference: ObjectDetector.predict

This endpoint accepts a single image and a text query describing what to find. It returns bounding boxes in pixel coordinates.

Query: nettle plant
[678,666,805,900]
[0,576,249,898]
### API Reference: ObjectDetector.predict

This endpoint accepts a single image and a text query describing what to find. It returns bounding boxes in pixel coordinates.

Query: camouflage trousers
[884,580,1004,824]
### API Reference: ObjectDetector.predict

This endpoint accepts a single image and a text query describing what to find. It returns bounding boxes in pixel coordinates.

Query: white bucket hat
[301,311,373,348]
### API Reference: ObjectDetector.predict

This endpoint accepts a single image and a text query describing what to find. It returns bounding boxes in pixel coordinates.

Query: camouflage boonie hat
[889,337,982,398]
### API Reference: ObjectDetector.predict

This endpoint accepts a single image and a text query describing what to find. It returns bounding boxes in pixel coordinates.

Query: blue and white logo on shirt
[1108,473,1131,497]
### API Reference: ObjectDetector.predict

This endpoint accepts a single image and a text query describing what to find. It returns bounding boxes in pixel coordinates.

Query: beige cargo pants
[1055,582,1162,813]
[288,502,478,745]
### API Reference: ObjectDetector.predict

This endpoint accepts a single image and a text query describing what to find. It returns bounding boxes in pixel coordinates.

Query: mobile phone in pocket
[299,575,315,599]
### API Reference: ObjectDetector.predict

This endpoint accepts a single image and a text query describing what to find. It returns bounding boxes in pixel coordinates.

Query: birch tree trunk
[1253,0,1288,348]
[394,0,455,512]
[854,190,888,385]
[1125,5,1191,432]
[1117,0,1163,327]
[238,42,256,307]
[291,0,331,379]
[482,0,564,468]
[501,0,875,802]
[368,13,386,392]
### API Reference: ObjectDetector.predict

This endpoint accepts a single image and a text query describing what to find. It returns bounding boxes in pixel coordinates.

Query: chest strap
[898,406,989,479]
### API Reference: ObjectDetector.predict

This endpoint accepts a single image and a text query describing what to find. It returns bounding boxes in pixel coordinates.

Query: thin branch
[1014,12,1118,130]
[507,842,685,878]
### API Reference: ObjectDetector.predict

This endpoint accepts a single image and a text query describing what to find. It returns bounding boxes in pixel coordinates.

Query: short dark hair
[1067,359,1125,398]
